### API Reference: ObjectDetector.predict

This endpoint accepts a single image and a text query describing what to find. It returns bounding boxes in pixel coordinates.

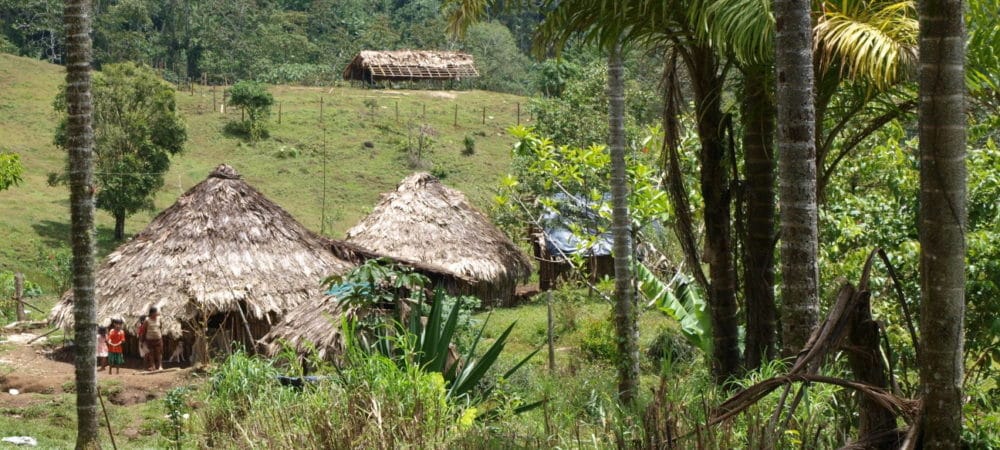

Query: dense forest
[1,0,998,448]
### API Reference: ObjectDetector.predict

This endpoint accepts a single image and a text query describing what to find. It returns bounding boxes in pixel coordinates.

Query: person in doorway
[107,319,125,374]
[96,326,108,371]
[143,307,164,371]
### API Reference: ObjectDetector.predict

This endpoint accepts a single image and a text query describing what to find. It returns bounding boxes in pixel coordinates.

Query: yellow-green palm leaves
[814,0,918,88]
[690,0,917,87]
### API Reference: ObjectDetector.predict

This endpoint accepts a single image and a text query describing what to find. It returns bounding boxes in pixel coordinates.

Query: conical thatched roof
[49,164,353,339]
[345,173,531,306]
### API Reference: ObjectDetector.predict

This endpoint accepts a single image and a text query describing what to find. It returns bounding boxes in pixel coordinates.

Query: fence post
[453,104,458,127]
[278,102,282,124]
[547,291,556,373]
[482,106,486,125]
[14,272,24,321]
[517,102,521,126]
[395,101,399,123]
[212,85,217,114]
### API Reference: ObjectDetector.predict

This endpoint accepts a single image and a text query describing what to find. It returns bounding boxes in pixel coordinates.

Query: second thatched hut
[345,172,532,307]
[49,164,353,362]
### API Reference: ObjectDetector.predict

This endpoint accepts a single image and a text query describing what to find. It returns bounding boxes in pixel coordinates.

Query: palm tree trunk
[685,44,742,381]
[63,0,99,447]
[917,0,966,446]
[741,64,778,370]
[608,44,640,405]
[774,0,820,356]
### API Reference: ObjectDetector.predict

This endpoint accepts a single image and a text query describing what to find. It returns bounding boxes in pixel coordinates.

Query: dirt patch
[422,91,459,99]
[0,337,193,408]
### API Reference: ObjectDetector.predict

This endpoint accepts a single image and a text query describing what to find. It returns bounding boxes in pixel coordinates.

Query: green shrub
[227,81,274,142]
[579,317,617,362]
[462,135,476,156]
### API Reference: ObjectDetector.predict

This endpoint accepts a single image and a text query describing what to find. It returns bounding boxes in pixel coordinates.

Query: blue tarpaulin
[540,193,613,258]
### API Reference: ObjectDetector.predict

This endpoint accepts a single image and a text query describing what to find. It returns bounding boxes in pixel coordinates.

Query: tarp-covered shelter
[345,173,532,307]
[342,50,479,83]
[533,193,615,290]
[49,164,353,361]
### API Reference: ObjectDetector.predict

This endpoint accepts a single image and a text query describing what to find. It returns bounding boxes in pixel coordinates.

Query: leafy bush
[462,135,476,156]
[227,81,274,142]
[579,317,617,362]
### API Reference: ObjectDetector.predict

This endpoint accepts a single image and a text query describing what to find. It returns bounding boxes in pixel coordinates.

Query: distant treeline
[0,0,547,93]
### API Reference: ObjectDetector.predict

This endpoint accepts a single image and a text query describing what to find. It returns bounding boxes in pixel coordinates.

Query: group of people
[95,307,165,373]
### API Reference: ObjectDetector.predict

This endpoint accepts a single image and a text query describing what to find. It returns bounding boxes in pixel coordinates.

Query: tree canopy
[53,62,186,240]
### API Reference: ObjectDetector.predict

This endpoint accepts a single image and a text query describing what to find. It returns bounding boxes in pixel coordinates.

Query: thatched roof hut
[342,50,479,82]
[345,172,532,307]
[49,164,353,353]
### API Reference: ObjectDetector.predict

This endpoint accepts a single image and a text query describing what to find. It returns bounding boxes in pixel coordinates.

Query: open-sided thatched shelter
[49,164,353,360]
[345,172,532,307]
[342,50,479,83]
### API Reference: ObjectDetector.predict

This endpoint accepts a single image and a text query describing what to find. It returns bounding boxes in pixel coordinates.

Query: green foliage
[0,150,24,191]
[493,128,668,251]
[462,135,476,156]
[361,289,540,412]
[579,316,617,361]
[163,387,191,450]
[634,263,712,354]
[535,58,581,97]
[34,242,72,292]
[0,271,42,321]
[527,60,659,148]
[52,62,186,239]
[460,21,534,94]
[322,257,430,312]
[228,81,274,142]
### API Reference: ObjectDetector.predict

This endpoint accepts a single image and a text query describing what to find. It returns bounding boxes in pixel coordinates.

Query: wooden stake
[278,102,282,124]
[517,102,521,125]
[453,104,458,127]
[97,386,118,450]
[395,101,399,123]
[482,106,486,125]
[212,86,217,114]
[14,272,24,321]
[547,291,556,373]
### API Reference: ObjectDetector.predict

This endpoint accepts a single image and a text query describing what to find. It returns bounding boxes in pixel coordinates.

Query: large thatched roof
[49,164,353,339]
[343,50,479,81]
[345,173,531,305]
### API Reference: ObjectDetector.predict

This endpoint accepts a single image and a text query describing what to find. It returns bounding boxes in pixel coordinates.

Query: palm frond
[814,0,918,88]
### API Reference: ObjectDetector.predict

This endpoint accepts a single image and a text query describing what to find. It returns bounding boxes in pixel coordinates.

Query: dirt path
[1,332,193,408]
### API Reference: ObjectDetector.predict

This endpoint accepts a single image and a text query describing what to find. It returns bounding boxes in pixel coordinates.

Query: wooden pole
[395,101,399,123]
[422,103,426,118]
[278,102,282,124]
[97,386,118,450]
[547,291,556,373]
[14,272,24,321]
[320,97,327,236]
[453,104,458,127]
[212,86,217,114]
[516,102,521,125]
[482,106,486,125]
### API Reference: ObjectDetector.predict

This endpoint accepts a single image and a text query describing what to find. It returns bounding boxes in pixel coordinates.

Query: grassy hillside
[0,54,530,293]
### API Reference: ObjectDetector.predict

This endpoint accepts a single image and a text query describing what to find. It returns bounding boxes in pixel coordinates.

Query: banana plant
[635,262,713,355]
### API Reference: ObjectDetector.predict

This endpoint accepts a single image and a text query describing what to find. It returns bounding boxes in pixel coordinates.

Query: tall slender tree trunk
[608,45,640,405]
[774,0,820,356]
[741,65,778,370]
[684,45,741,381]
[63,0,99,448]
[114,210,125,241]
[917,0,966,445]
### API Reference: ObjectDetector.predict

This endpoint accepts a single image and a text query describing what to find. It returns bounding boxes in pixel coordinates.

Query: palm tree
[917,0,966,445]
[63,0,99,447]
[450,0,649,400]
[773,0,820,356]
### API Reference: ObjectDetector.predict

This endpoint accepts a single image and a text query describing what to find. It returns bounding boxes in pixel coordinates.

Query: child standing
[107,319,125,374]
[96,326,109,371]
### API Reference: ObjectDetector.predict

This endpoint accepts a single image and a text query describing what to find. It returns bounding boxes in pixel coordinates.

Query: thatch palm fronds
[342,50,479,82]
[346,172,532,307]
[49,164,353,339]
